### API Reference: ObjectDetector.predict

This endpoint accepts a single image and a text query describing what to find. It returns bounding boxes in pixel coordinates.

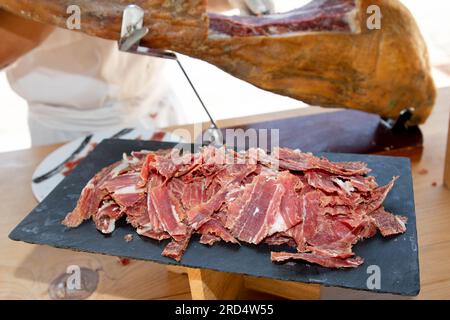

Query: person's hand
[0,9,54,69]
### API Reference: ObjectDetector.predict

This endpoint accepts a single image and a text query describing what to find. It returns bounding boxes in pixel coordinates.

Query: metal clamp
[118,4,177,60]
[118,4,222,145]
[381,108,415,133]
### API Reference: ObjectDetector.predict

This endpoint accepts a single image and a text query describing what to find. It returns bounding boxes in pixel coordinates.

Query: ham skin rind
[3,0,435,124]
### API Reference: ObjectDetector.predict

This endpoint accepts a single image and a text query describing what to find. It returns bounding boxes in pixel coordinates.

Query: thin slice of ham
[271,251,364,268]
[104,173,146,208]
[93,201,123,234]
[162,231,192,261]
[63,160,123,227]
[369,207,407,236]
[197,218,239,245]
[264,233,297,247]
[200,234,222,246]
[151,185,188,242]
[274,148,370,176]
[226,172,303,244]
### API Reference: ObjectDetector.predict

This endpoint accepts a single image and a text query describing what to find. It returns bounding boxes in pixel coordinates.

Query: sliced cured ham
[197,219,239,245]
[369,207,407,237]
[150,185,188,242]
[199,233,221,246]
[274,148,370,176]
[225,172,303,244]
[162,231,192,261]
[63,146,406,268]
[93,201,123,234]
[62,158,133,228]
[271,251,364,268]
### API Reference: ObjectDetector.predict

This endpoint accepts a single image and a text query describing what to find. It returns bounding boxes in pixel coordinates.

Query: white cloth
[6,28,185,145]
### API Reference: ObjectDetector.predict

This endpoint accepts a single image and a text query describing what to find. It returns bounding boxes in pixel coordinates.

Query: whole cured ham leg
[0,0,435,124]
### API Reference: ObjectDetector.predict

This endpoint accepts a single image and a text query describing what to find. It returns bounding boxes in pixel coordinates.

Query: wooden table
[1,88,449,300]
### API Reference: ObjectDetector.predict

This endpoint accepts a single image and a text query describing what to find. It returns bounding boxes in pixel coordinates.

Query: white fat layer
[395,216,406,230]
[208,31,232,39]
[269,214,287,234]
[137,225,153,235]
[101,219,116,234]
[208,28,354,40]
[111,161,129,177]
[115,185,139,194]
[98,201,114,210]
[333,178,355,195]
[171,205,181,223]
[267,26,279,34]
[252,207,260,216]
[123,152,140,164]
[302,197,307,224]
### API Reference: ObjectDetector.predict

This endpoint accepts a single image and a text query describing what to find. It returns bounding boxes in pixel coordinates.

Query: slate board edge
[7,233,417,296]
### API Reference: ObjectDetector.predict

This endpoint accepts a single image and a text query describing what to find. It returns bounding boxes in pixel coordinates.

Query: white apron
[6,28,185,145]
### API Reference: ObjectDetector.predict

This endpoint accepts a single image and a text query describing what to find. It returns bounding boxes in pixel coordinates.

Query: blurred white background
[1,0,450,152]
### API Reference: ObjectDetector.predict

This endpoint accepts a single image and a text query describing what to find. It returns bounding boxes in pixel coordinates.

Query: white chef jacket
[6,28,185,145]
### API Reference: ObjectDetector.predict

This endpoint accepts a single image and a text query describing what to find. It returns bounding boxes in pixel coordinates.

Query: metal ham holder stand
[118,4,222,146]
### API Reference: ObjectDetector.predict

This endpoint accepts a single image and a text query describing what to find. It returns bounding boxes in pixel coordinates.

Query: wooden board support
[187,268,244,300]
[243,276,320,300]
[175,266,320,299]
[166,266,188,275]
[444,114,450,189]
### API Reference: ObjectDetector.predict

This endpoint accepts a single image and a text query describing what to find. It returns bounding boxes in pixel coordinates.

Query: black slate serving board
[9,139,420,296]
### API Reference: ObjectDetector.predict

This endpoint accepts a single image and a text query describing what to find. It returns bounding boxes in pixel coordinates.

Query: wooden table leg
[187,268,244,300]
[444,114,450,189]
